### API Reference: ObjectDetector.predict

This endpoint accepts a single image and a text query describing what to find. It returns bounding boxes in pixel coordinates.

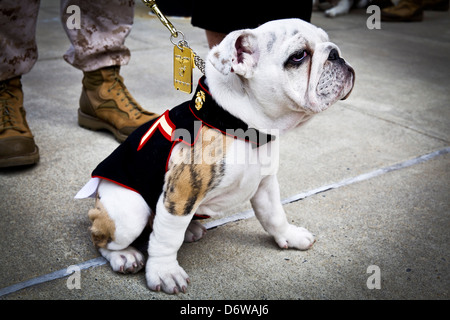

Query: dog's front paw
[99,246,145,274]
[146,259,190,294]
[274,225,315,250]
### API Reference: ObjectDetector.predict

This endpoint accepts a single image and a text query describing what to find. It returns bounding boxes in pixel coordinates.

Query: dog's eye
[286,50,308,66]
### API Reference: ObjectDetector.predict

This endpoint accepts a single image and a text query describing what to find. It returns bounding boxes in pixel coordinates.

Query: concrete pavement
[0,1,449,300]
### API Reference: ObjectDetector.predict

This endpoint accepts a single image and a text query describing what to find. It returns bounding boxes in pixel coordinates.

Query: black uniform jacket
[91,77,274,215]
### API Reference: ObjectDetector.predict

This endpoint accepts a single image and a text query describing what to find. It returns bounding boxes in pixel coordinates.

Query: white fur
[99,246,145,274]
[97,180,150,251]
[251,175,315,250]
[146,197,194,293]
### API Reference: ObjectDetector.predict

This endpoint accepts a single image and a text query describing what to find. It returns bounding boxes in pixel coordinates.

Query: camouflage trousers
[0,0,135,81]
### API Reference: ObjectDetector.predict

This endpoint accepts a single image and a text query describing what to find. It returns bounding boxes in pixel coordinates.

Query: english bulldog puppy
[76,19,354,294]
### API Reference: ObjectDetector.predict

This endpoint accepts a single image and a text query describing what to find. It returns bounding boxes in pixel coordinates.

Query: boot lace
[107,70,143,118]
[0,82,20,133]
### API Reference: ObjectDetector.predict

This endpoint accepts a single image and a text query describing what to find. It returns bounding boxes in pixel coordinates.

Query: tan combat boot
[78,66,158,142]
[0,77,39,168]
[381,0,424,21]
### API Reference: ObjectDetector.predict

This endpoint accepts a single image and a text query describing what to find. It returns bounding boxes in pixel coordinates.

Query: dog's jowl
[76,18,354,294]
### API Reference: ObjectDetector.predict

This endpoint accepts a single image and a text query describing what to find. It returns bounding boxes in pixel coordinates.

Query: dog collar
[189,76,276,148]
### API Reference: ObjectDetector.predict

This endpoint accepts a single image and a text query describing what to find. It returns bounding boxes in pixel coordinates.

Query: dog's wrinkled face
[207,19,355,116]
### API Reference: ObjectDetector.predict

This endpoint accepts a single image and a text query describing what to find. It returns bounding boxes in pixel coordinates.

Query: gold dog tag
[173,45,194,94]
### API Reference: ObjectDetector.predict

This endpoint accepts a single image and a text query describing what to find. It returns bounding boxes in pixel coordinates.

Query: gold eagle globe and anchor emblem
[195,90,206,110]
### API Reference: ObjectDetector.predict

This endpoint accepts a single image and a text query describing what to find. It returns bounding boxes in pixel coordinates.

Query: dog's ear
[208,30,259,78]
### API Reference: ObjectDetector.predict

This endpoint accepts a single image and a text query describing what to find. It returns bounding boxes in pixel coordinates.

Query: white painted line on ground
[0,257,106,297]
[204,146,450,229]
[1,146,448,297]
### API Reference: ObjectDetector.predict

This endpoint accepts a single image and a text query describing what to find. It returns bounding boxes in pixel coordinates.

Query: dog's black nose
[328,49,339,61]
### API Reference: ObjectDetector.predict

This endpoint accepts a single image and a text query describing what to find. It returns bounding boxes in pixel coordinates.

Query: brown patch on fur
[163,126,233,216]
[88,197,116,248]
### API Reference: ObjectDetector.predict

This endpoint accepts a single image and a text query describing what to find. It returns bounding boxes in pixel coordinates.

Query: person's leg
[61,0,134,71]
[60,0,158,142]
[0,0,40,167]
[193,0,312,49]
[205,30,226,49]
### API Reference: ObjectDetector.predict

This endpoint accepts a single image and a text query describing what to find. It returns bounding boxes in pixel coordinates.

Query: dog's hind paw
[184,220,207,242]
[99,246,145,274]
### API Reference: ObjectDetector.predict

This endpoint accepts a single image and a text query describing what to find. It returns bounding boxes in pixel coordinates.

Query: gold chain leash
[142,0,205,76]
[142,0,179,38]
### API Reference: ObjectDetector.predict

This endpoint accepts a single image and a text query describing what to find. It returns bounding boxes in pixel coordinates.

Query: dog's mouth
[340,64,355,100]
[313,60,355,108]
